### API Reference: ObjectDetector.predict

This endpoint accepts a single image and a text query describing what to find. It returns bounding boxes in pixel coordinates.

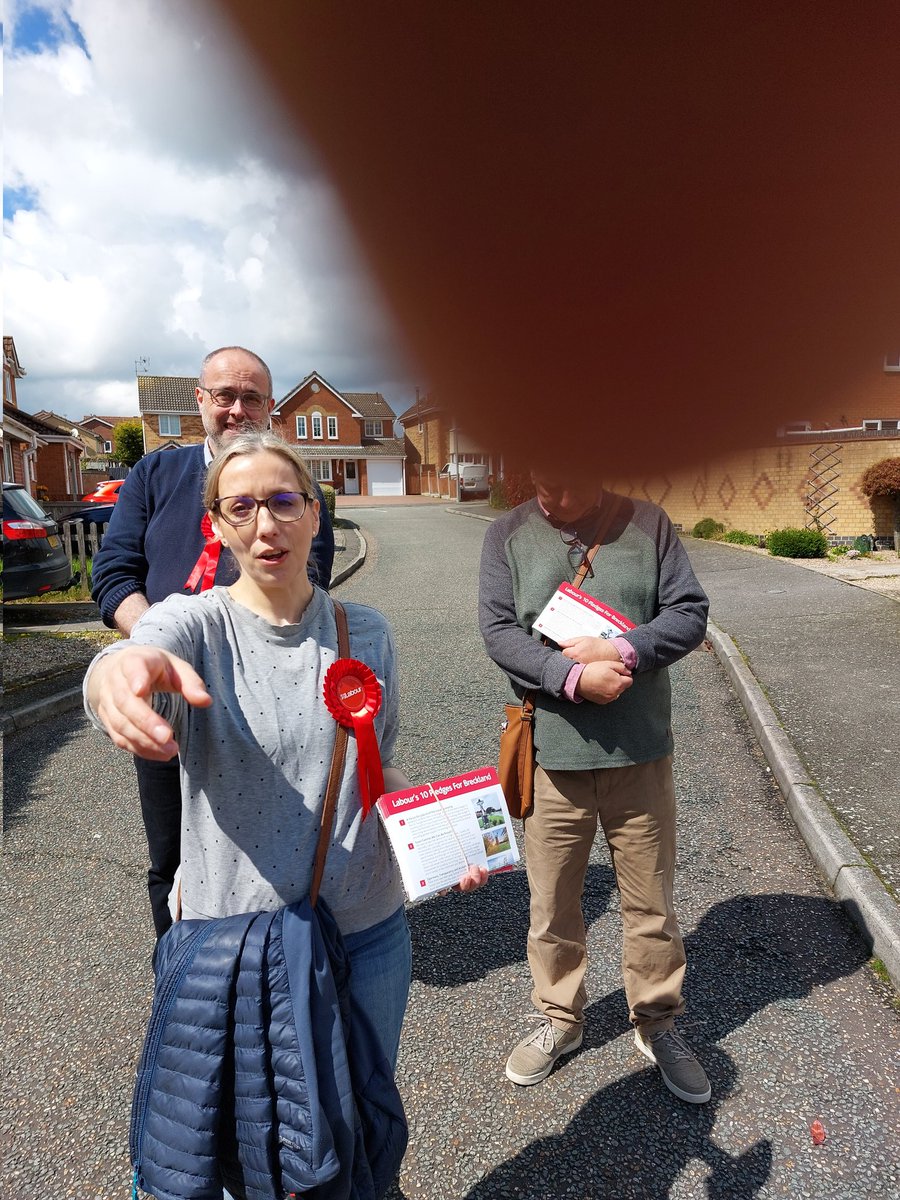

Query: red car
[81,479,124,503]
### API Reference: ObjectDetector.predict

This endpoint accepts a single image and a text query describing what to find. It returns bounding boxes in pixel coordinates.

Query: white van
[439,462,490,498]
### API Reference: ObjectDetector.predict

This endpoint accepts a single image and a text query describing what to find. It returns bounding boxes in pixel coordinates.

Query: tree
[114,420,145,467]
[859,456,900,553]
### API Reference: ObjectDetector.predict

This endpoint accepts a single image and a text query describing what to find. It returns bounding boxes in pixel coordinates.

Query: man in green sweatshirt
[479,469,711,1103]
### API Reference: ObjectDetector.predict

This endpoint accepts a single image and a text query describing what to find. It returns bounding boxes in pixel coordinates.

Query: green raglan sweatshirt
[478,493,709,770]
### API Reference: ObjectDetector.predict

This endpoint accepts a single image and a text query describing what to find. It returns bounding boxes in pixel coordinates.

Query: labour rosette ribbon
[323,658,385,819]
[184,513,222,592]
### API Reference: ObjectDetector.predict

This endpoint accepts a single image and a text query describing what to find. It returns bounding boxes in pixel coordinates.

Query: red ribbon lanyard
[184,513,222,592]
[323,657,385,820]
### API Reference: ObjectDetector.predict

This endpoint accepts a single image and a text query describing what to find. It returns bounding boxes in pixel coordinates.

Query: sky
[3,0,418,423]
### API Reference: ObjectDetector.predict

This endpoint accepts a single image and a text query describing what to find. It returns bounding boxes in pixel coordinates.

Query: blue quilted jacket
[130,897,407,1200]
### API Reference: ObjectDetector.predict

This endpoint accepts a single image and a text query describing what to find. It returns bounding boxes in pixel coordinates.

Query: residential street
[2,505,898,1199]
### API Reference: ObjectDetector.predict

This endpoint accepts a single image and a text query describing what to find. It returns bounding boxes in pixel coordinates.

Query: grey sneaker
[634,1027,711,1104]
[506,1018,583,1085]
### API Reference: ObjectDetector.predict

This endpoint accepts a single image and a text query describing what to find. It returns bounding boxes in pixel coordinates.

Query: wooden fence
[59,518,110,598]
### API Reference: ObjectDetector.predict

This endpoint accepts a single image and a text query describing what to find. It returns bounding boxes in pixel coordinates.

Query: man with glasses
[92,346,334,938]
[479,468,711,1103]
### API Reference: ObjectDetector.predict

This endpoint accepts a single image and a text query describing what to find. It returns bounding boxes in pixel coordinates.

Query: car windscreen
[3,487,51,522]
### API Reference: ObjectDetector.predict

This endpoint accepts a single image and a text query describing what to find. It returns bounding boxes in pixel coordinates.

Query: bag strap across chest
[310,599,351,906]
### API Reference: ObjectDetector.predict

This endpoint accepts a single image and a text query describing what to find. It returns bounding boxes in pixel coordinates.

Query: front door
[344,460,360,495]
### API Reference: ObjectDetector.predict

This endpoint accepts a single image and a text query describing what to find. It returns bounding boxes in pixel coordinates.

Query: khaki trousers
[524,757,686,1035]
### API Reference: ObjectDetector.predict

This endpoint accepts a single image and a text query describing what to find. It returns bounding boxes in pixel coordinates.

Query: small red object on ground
[810,1120,826,1145]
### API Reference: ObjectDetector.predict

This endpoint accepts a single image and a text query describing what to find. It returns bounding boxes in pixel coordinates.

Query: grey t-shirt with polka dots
[86,586,405,934]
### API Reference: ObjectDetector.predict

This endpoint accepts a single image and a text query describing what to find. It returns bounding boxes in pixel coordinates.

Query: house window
[311,459,332,482]
[159,415,181,437]
[296,414,308,439]
[364,420,383,437]
[311,412,323,439]
[327,415,338,439]
[103,440,112,453]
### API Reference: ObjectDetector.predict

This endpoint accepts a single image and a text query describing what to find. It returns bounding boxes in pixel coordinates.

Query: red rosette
[184,513,223,592]
[323,658,385,819]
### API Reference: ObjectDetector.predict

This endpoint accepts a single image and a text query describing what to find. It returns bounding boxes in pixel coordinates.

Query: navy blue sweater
[91,444,335,628]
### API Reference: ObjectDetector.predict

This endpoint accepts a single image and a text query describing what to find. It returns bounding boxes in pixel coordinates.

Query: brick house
[80,413,141,456]
[34,412,116,494]
[273,371,406,496]
[396,393,495,496]
[3,337,86,500]
[3,335,37,489]
[137,375,206,452]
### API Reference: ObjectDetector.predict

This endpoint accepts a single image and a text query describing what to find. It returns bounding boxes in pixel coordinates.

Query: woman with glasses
[86,431,485,1077]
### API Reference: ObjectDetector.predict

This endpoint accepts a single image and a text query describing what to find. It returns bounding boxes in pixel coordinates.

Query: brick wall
[279,385,361,447]
[403,416,450,493]
[609,436,900,541]
[143,414,205,452]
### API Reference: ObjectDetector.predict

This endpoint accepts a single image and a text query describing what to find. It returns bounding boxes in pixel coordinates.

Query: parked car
[81,479,124,503]
[61,504,116,532]
[2,483,73,600]
[439,461,490,498]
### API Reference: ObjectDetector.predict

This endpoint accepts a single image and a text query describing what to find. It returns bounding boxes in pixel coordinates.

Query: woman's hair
[203,431,315,512]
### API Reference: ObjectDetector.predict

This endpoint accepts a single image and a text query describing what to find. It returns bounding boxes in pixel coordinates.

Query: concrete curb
[2,685,85,735]
[330,525,367,587]
[706,620,900,988]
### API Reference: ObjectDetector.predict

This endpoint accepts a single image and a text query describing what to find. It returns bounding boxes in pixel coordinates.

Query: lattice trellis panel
[804,444,841,533]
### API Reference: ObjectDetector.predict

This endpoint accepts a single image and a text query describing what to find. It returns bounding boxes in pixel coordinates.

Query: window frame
[158,414,182,437]
[296,414,308,439]
[327,414,338,440]
[364,419,383,438]
[311,458,332,482]
[311,411,323,440]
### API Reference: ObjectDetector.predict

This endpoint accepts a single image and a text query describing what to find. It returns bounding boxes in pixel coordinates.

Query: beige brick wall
[609,437,900,541]
[143,414,205,452]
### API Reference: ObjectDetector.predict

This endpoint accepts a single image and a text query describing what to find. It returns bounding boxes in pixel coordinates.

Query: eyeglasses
[199,386,270,414]
[560,525,595,579]
[213,492,312,526]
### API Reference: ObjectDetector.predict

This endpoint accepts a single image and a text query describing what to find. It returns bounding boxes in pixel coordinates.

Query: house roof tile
[81,413,140,427]
[138,375,199,414]
[397,398,443,424]
[298,439,406,459]
[343,393,396,421]
[3,403,70,438]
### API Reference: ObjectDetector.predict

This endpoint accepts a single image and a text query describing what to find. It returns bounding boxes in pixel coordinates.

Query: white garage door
[367,459,404,496]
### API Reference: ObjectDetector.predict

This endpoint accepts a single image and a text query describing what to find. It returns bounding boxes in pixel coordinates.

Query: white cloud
[4,0,416,422]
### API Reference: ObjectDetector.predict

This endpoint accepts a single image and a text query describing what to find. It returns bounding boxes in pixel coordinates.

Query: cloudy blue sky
[4,0,417,422]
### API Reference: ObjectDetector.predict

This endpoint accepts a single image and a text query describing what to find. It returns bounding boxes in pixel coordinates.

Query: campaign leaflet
[533,581,635,645]
[376,767,520,902]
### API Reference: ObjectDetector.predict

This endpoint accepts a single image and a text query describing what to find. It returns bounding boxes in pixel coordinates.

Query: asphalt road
[2,506,898,1199]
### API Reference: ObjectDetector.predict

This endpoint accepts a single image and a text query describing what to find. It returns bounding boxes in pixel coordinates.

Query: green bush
[319,484,336,521]
[691,518,725,539]
[721,529,761,546]
[766,527,827,558]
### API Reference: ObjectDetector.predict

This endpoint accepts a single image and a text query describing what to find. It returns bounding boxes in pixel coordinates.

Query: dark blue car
[2,483,74,600]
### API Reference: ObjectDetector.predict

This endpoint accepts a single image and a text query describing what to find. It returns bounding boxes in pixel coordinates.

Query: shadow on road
[408,863,617,987]
[408,892,868,1200]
